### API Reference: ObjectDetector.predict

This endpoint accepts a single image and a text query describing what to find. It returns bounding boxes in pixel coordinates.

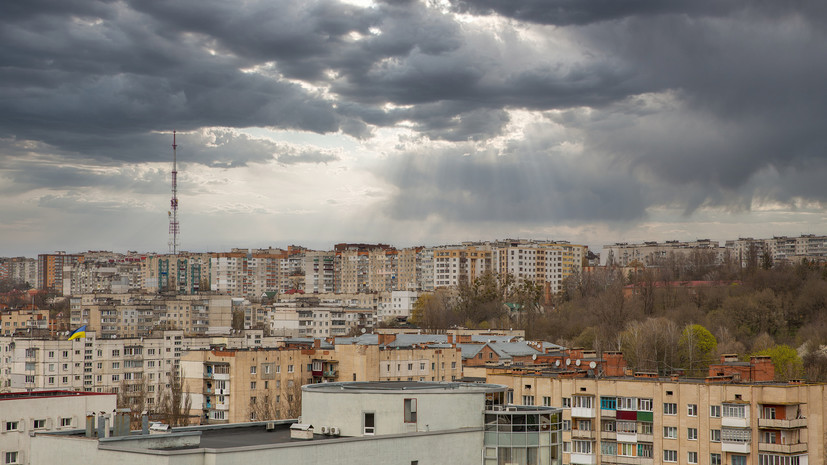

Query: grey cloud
[277,149,340,165]
[378,143,646,223]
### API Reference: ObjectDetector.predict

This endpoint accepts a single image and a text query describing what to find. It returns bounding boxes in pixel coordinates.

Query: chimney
[141,411,149,435]
[97,413,109,439]
[447,334,454,344]
[114,408,131,437]
[86,412,95,438]
[313,338,321,349]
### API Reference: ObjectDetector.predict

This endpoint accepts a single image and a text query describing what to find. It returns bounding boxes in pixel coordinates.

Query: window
[522,395,535,406]
[663,450,677,462]
[618,397,635,410]
[404,398,417,423]
[710,405,722,417]
[562,397,571,408]
[638,444,653,458]
[562,420,571,431]
[250,366,256,375]
[762,431,777,444]
[573,396,592,409]
[601,442,617,456]
[543,396,552,406]
[572,440,592,454]
[600,397,617,410]
[618,443,635,457]
[663,427,677,439]
[577,419,592,431]
[250,381,256,389]
[711,453,722,465]
[60,417,72,427]
[638,398,653,411]
[33,419,46,429]
[732,455,747,465]
[721,428,750,443]
[711,429,721,442]
[288,365,294,373]
[688,451,698,464]
[364,412,375,435]
[688,427,698,440]
[5,421,19,431]
[638,422,652,435]
[4,452,18,464]
[723,404,746,418]
[687,404,698,416]
[603,421,616,432]
[762,406,776,419]
[616,421,636,433]
[663,403,677,415]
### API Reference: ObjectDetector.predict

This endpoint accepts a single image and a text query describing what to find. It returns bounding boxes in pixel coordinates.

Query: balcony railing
[758,443,808,454]
[571,429,596,439]
[758,418,807,429]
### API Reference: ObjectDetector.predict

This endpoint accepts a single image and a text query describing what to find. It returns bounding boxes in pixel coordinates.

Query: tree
[679,324,718,377]
[157,368,192,426]
[754,345,804,381]
[410,289,454,330]
[621,318,681,375]
[231,309,245,331]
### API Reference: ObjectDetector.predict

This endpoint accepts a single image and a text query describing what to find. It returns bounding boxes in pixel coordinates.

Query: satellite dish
[555,360,560,367]
[565,359,571,366]
[532,354,537,361]
[360,328,366,333]
[589,361,597,369]
[576,359,581,367]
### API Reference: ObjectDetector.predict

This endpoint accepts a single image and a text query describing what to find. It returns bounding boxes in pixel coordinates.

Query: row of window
[3,417,72,432]
[662,402,745,418]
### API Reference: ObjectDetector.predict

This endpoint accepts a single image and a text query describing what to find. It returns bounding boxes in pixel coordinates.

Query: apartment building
[493,240,587,296]
[433,244,494,288]
[61,259,143,295]
[37,252,82,294]
[142,253,211,294]
[32,381,561,465]
[0,257,38,288]
[69,293,232,338]
[487,369,821,465]
[180,337,464,424]
[1,330,280,403]
[303,250,335,293]
[377,290,419,320]
[0,390,116,465]
[0,309,50,336]
[603,240,725,268]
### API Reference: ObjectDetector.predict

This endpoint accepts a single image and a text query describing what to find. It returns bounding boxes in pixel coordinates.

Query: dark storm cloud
[379,142,645,223]
[449,0,740,26]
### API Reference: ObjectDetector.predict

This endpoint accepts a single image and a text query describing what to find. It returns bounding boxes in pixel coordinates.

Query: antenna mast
[169,130,180,254]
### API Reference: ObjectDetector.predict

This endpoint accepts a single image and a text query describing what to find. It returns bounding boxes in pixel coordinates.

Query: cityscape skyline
[2,1,826,258]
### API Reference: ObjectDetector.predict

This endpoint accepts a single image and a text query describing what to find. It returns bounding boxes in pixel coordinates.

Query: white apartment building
[32,381,563,465]
[377,290,419,320]
[602,239,724,268]
[493,241,587,295]
[0,390,116,465]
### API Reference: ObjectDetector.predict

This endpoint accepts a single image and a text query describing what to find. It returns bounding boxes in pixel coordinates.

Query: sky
[2,0,827,257]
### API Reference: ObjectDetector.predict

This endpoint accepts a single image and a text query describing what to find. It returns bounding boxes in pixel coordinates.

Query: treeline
[411,254,827,382]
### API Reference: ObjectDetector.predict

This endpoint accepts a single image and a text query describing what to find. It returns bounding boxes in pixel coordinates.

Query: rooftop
[302,380,507,394]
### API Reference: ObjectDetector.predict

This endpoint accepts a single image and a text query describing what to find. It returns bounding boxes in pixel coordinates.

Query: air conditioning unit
[265,421,276,431]
[320,426,330,435]
[506,407,517,412]
[330,426,340,436]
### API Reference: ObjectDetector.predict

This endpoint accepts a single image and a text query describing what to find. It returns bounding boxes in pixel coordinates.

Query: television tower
[168,130,180,255]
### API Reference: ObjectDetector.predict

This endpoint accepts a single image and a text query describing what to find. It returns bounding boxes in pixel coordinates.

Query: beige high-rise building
[180,338,463,424]
[493,240,587,297]
[487,371,821,465]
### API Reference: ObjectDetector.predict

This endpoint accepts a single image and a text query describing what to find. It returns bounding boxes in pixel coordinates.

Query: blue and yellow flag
[68,325,87,341]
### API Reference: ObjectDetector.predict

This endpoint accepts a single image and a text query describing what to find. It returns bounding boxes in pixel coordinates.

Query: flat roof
[0,390,114,401]
[196,423,340,449]
[303,381,507,393]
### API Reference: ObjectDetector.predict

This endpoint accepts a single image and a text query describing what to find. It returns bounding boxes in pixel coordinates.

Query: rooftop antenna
[168,131,180,255]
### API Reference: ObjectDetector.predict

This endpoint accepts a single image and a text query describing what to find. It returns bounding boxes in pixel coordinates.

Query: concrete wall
[302,388,487,437]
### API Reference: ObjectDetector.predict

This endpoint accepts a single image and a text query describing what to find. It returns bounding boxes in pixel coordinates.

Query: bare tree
[157,368,192,426]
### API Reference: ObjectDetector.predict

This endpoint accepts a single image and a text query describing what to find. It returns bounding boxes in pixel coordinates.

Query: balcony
[571,429,596,439]
[601,409,617,418]
[722,417,750,428]
[569,453,595,465]
[571,407,595,418]
[213,373,230,381]
[758,443,808,454]
[601,431,617,441]
[616,432,637,443]
[721,441,751,454]
[758,418,807,429]
[323,370,338,378]
[637,433,653,443]
[602,456,654,465]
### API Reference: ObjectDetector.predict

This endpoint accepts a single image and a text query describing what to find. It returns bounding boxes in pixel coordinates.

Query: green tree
[679,324,718,377]
[754,345,804,381]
